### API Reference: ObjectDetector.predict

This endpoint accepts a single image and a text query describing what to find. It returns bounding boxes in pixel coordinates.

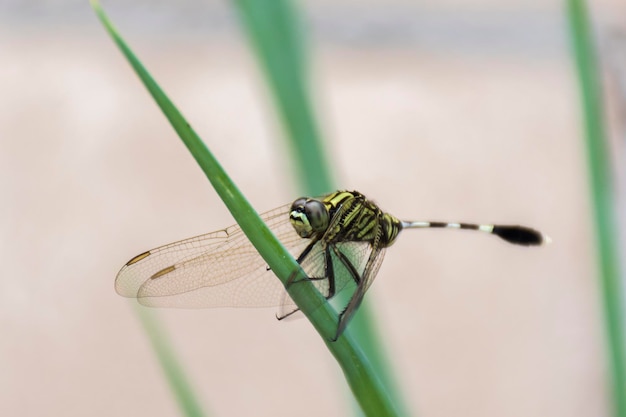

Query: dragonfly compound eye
[289,198,329,238]
[303,199,330,233]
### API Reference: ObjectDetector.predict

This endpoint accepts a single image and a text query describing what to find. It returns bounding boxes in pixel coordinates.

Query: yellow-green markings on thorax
[320,191,403,247]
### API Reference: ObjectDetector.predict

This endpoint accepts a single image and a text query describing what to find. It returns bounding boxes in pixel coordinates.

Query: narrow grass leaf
[232,1,409,416]
[136,307,208,417]
[232,0,332,196]
[567,0,626,415]
[91,1,401,415]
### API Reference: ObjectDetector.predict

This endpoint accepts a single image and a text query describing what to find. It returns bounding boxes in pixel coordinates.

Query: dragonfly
[116,190,546,340]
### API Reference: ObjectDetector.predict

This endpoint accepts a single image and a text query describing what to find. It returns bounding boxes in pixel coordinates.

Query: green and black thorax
[289,190,402,247]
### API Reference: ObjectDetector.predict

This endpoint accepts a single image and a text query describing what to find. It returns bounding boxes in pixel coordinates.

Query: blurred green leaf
[232,0,332,195]
[136,307,209,417]
[567,0,626,415]
[232,1,410,416]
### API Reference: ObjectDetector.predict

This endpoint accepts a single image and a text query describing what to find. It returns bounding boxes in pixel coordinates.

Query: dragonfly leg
[334,288,367,341]
[327,244,366,341]
[330,244,362,285]
[276,308,300,321]
[324,245,336,299]
[285,238,321,287]
[278,244,335,322]
[285,244,335,295]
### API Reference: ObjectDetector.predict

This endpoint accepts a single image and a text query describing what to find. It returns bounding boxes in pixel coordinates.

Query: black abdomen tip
[492,225,545,246]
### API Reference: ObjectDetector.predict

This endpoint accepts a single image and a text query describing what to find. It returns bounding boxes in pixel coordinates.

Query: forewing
[115,204,312,308]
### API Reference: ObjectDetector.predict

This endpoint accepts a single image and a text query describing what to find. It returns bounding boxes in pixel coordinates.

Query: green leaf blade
[567,1,626,415]
[232,1,410,416]
[91,1,403,415]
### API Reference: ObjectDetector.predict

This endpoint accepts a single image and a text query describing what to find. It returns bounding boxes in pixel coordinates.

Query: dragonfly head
[289,197,330,238]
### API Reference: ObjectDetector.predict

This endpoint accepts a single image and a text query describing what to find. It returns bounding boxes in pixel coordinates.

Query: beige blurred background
[2,0,626,416]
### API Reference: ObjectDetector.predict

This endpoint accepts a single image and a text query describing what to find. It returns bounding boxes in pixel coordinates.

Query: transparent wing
[276,239,325,319]
[276,196,389,322]
[115,204,311,309]
[275,238,379,319]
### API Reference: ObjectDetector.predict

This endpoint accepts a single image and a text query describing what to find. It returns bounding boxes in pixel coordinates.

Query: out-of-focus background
[2,1,625,416]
